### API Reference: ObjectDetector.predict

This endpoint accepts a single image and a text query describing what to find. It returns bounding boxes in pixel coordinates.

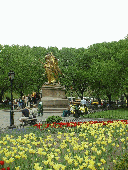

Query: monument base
[41,84,69,113]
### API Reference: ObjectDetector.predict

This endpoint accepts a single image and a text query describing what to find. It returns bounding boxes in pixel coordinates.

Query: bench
[22,118,37,126]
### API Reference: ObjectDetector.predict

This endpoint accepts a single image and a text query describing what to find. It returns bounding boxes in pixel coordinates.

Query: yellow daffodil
[97,163,101,166]
[97,150,102,155]
[116,144,119,147]
[100,158,106,164]
[120,138,125,142]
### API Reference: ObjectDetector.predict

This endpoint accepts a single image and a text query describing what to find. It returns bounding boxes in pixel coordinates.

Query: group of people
[62,98,89,117]
[2,92,41,110]
[14,92,41,109]
[19,101,43,123]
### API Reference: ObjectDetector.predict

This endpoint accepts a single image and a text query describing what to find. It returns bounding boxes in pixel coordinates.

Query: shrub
[46,115,62,123]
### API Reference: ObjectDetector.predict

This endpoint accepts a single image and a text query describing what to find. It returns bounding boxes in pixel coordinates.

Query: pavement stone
[0,109,124,132]
[0,109,64,130]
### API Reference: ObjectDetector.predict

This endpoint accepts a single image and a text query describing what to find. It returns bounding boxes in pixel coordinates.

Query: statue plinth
[41,84,66,99]
[41,84,69,113]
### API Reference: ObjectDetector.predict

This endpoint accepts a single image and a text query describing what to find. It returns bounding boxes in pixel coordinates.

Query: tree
[12,45,46,97]
[0,45,46,99]
[89,57,122,105]
[31,46,48,92]
[86,40,128,104]
[116,42,128,106]
[1,38,128,103]
[0,45,13,102]
[58,47,93,98]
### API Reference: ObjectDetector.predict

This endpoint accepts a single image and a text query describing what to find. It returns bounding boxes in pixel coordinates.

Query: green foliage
[114,152,128,170]
[58,47,93,98]
[0,104,10,110]
[1,38,128,102]
[46,115,62,123]
[87,40,127,102]
[0,45,46,99]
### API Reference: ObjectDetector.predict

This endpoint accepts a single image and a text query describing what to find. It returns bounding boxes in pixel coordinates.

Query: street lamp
[70,86,73,103]
[8,71,15,129]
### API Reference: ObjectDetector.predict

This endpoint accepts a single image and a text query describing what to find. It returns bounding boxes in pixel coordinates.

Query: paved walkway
[0,109,124,131]
[0,109,65,130]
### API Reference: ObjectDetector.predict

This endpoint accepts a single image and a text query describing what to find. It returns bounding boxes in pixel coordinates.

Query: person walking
[32,92,36,105]
[38,102,43,116]
[25,95,28,107]
[28,94,31,108]
[19,98,22,109]
[22,96,25,109]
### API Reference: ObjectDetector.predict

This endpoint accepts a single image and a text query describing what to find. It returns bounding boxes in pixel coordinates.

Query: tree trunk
[80,90,84,100]
[97,94,101,105]
[107,94,111,107]
[126,96,128,108]
[98,98,101,105]
[0,94,2,103]
[0,90,4,103]
[124,93,128,108]
[20,91,23,99]
[38,87,40,94]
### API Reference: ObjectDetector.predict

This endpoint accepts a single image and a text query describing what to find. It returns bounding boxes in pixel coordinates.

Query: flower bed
[33,120,128,129]
[0,120,128,170]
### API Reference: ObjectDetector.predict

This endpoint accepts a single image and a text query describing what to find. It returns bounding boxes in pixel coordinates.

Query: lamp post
[70,86,73,103]
[8,71,15,129]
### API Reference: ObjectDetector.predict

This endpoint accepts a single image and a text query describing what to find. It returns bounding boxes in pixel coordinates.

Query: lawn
[82,108,128,120]
[0,119,128,170]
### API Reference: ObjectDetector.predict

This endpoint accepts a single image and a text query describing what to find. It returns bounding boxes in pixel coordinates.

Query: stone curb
[1,109,22,112]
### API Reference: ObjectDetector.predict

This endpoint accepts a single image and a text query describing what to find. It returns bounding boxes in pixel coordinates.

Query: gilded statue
[40,53,62,84]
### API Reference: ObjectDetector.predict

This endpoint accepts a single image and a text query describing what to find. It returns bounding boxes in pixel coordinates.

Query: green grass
[3,92,20,100]
[82,108,128,119]
[0,92,20,110]
[0,104,11,110]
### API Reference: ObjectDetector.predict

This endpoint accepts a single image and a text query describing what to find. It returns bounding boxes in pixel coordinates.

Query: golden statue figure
[40,53,62,84]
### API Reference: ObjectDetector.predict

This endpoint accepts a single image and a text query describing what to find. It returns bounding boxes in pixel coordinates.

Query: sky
[0,0,128,50]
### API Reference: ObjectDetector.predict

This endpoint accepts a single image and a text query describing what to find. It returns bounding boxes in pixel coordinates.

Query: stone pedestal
[41,84,69,113]
[41,84,66,99]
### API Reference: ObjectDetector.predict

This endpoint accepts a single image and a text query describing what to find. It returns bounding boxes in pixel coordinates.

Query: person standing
[34,92,37,104]
[19,98,22,109]
[38,102,43,116]
[25,95,28,107]
[74,104,80,118]
[31,92,36,104]
[90,99,92,105]
[36,93,41,104]
[22,96,25,109]
[81,98,87,106]
[28,94,31,108]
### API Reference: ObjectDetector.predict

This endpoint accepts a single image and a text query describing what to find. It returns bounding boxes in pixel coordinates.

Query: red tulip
[0,161,4,165]
[34,119,128,130]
